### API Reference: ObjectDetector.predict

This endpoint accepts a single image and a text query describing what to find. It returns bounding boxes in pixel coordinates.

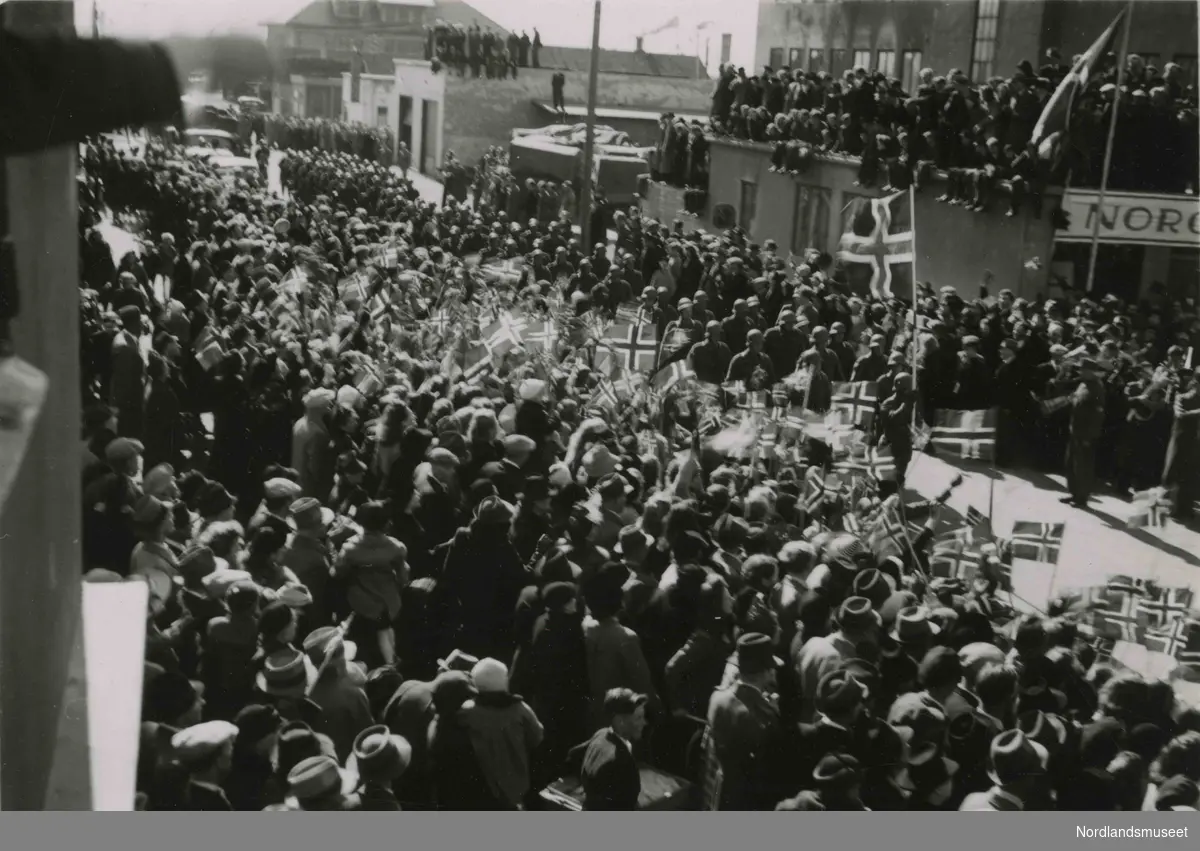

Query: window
[793,185,832,254]
[768,47,785,70]
[377,105,389,128]
[739,180,758,233]
[875,49,895,76]
[900,50,923,93]
[788,48,803,70]
[971,0,1000,82]
[809,48,825,74]
[830,48,849,76]
[852,49,871,71]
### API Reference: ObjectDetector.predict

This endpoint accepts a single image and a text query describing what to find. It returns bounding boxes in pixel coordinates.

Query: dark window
[768,47,785,70]
[830,48,849,76]
[788,48,804,70]
[809,48,825,74]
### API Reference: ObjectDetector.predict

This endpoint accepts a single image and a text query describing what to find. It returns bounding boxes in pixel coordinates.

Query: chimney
[635,36,644,53]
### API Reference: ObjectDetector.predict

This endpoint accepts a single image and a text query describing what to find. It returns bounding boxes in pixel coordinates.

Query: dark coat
[577,728,641,811]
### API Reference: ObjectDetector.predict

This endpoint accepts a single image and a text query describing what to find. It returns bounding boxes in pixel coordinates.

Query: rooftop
[538,45,702,79]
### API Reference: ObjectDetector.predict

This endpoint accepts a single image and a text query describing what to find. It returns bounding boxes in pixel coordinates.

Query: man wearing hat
[954,334,990,409]
[170,720,240,810]
[82,435,146,573]
[591,473,635,552]
[790,669,869,790]
[414,447,461,550]
[793,596,880,723]
[704,633,786,810]
[280,497,335,633]
[111,302,146,439]
[959,728,1048,810]
[576,687,648,811]
[285,754,362,811]
[293,388,336,502]
[690,320,732,384]
[248,477,303,539]
[348,725,412,810]
[303,625,374,762]
[1062,356,1105,507]
[203,581,262,720]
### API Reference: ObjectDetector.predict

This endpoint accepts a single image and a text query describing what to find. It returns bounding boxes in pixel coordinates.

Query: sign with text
[1057,189,1200,248]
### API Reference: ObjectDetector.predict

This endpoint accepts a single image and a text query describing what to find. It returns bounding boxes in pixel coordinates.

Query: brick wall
[443,67,712,165]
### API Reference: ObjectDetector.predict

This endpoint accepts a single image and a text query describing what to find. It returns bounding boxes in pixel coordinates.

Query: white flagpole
[1084,0,1134,293]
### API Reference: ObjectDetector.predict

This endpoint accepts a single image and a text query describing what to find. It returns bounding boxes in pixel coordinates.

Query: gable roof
[538,46,701,79]
[431,0,507,33]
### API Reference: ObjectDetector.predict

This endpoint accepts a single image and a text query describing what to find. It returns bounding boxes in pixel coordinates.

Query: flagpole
[908,185,920,430]
[1084,0,1134,294]
[579,0,603,250]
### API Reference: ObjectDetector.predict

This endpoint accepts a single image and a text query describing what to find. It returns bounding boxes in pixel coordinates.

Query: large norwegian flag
[931,408,998,462]
[597,321,659,375]
[1029,8,1126,158]
[831,381,879,430]
[837,189,914,300]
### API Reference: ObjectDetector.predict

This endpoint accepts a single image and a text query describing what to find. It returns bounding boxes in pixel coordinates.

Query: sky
[77,0,759,71]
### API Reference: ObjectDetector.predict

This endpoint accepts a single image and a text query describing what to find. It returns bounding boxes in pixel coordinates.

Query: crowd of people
[701,51,1198,205]
[426,23,542,80]
[74,117,1200,813]
[263,115,398,170]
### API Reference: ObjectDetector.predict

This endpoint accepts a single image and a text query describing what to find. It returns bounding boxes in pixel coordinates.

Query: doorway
[398,95,413,151]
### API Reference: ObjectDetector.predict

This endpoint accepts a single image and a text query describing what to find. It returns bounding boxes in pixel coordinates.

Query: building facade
[754,0,1197,87]
[268,0,507,119]
[343,54,715,176]
[741,0,1199,303]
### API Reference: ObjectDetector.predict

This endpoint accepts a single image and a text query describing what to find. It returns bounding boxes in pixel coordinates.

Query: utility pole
[579,0,602,249]
[91,0,100,38]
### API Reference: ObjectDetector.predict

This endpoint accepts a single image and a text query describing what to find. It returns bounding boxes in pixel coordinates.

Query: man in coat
[578,687,647,810]
[292,388,335,502]
[110,304,146,439]
[703,632,786,810]
[1063,358,1106,507]
[1163,366,1200,520]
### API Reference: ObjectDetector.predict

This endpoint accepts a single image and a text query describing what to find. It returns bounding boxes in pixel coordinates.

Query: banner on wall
[1056,190,1200,248]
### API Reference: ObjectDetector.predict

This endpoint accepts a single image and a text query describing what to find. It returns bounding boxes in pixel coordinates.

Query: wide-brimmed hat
[302,626,357,668]
[890,606,941,643]
[816,669,868,716]
[812,753,862,789]
[287,755,358,803]
[256,647,318,698]
[836,595,881,633]
[347,725,412,783]
[988,729,1048,786]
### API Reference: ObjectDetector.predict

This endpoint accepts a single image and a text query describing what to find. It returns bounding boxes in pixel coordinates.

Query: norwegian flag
[1010,520,1065,565]
[942,504,990,546]
[1128,487,1172,529]
[930,539,982,582]
[1090,583,1145,643]
[837,189,914,300]
[803,466,828,514]
[1142,614,1200,662]
[523,319,558,353]
[1136,584,1195,630]
[930,408,998,462]
[585,379,620,413]
[479,257,525,285]
[481,312,528,357]
[462,343,494,382]
[597,321,659,374]
[785,405,824,432]
[614,302,647,326]
[653,360,696,392]
[737,390,770,419]
[831,381,879,429]
[835,445,896,482]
